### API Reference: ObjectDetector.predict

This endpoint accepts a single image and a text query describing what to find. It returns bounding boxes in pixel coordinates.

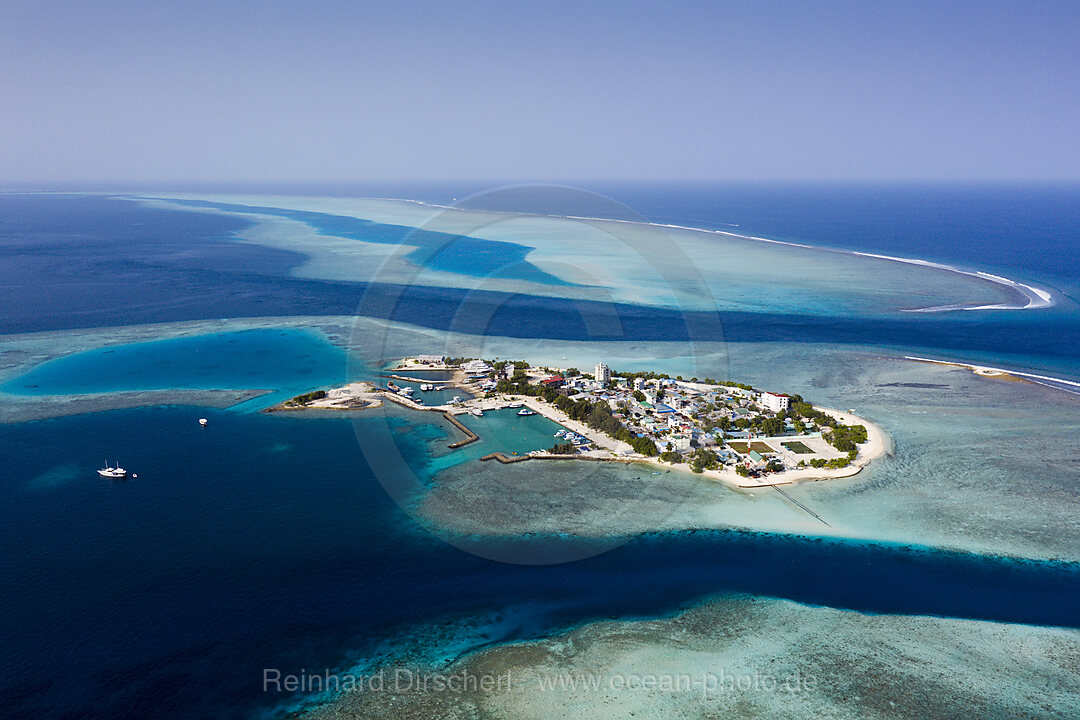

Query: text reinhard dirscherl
[262,668,816,697]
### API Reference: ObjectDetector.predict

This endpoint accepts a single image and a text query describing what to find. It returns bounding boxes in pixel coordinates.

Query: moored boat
[97,460,130,479]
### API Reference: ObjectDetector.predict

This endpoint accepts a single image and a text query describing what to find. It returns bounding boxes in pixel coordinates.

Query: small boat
[421,383,434,391]
[507,401,524,408]
[199,418,208,427]
[470,408,484,417]
[554,430,565,437]
[434,385,447,391]
[451,396,462,404]
[517,408,536,416]
[97,460,129,479]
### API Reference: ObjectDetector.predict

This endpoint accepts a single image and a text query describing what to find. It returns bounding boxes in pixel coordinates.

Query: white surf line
[591,222,1053,311]
[148,193,1057,314]
[366,199,1055,312]
[906,355,1080,396]
[851,252,1054,311]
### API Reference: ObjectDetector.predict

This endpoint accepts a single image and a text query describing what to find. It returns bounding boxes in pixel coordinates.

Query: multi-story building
[760,392,790,413]
[594,363,611,388]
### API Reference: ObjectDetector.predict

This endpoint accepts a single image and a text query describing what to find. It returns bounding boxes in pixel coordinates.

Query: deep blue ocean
[2,186,1080,719]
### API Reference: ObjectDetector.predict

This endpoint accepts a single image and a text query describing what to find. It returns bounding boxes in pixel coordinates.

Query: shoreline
[905,355,1080,396]
[274,361,891,489]
[330,194,1055,312]
[132,192,1055,314]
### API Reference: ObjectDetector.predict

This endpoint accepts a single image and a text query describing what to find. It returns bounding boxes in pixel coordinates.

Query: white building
[761,392,790,413]
[594,363,610,388]
[463,359,493,374]
[633,377,646,391]
[670,434,691,452]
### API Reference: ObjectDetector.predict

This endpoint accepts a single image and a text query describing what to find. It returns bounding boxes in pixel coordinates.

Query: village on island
[275,354,886,488]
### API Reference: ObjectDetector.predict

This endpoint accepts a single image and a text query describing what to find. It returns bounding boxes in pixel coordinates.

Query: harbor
[270,355,889,490]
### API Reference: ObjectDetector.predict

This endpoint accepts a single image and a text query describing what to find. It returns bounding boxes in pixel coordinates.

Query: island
[272,355,888,488]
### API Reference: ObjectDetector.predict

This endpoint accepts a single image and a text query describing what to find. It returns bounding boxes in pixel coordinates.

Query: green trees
[761,417,785,436]
[632,390,646,402]
[551,391,659,456]
[824,424,867,452]
[689,448,719,473]
[548,442,576,455]
[735,465,750,477]
[660,450,681,464]
[285,390,327,405]
[630,436,659,456]
[808,453,856,469]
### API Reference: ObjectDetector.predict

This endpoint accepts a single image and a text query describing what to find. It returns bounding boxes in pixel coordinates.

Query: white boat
[97,460,129,479]
[517,408,537,416]
[421,383,434,391]
[507,401,524,408]
[199,418,208,426]
[451,396,462,404]
[470,408,484,417]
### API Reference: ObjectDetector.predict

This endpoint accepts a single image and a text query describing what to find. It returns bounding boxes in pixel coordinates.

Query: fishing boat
[199,418,208,426]
[97,460,131,479]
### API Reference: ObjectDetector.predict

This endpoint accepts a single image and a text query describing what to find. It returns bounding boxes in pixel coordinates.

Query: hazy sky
[2,0,1078,185]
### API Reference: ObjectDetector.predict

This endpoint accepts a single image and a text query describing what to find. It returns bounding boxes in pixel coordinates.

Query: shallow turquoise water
[457,407,568,455]
[4,189,1080,720]
[4,403,1080,720]
[1,328,353,406]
